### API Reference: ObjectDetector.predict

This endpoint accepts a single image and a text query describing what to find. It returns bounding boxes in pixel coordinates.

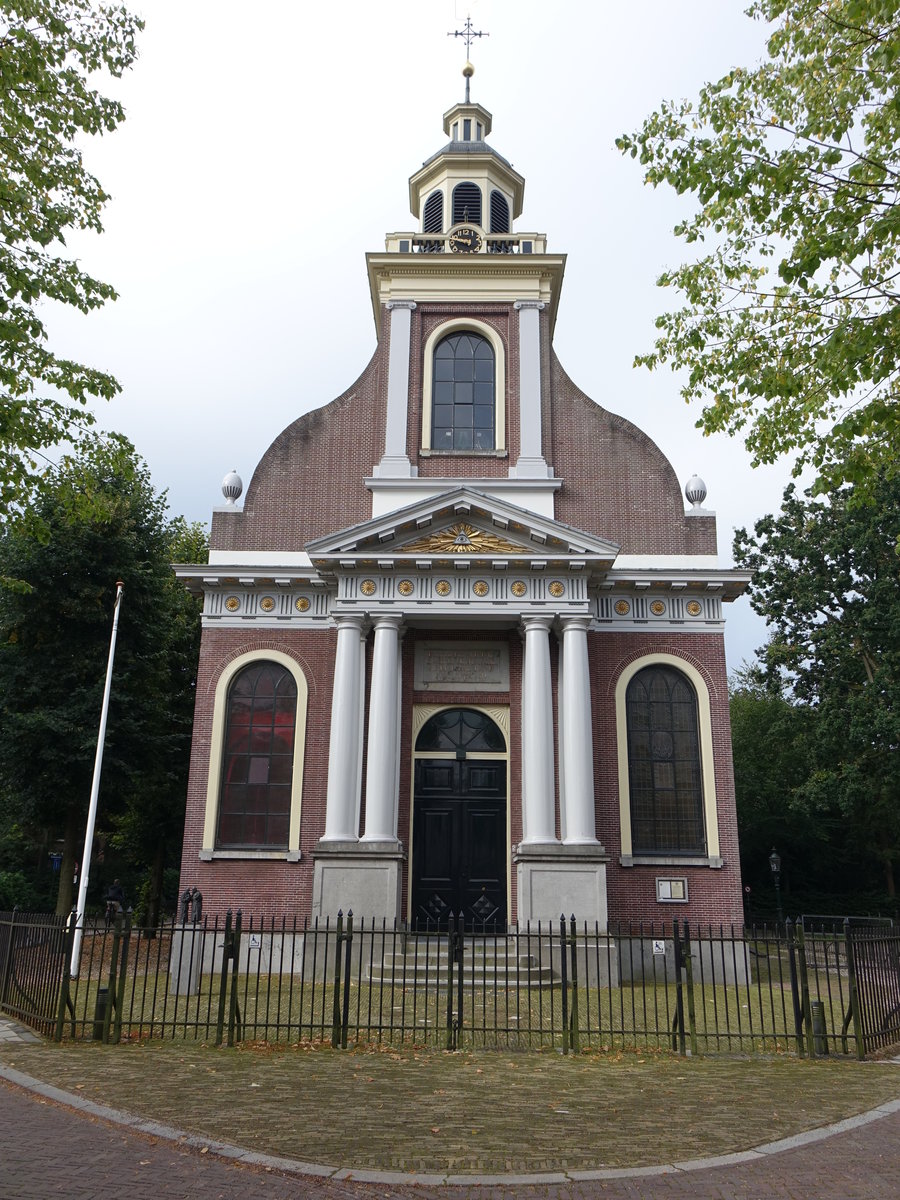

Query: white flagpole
[70,581,125,977]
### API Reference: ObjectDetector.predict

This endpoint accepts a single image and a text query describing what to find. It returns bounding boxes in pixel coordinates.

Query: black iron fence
[3,909,899,1057]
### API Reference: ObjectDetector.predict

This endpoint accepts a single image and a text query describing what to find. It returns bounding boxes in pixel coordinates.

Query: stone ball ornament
[685,474,708,508]
[221,469,243,505]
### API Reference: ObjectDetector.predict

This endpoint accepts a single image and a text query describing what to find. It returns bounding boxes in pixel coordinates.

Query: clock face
[448,226,482,253]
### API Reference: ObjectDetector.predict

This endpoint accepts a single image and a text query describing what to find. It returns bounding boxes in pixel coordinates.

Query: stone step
[367,963,555,988]
[368,940,558,988]
[379,949,542,968]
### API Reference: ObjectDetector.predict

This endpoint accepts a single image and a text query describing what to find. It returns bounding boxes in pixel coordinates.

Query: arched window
[452,181,482,226]
[423,190,443,234]
[625,665,705,855]
[416,708,506,753]
[490,190,510,234]
[432,332,495,451]
[217,661,297,848]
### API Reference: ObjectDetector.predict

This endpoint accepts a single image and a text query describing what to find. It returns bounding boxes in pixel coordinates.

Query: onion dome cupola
[409,63,525,241]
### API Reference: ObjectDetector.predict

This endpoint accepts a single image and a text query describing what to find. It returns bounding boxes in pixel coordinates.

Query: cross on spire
[448,14,489,102]
[448,14,489,55]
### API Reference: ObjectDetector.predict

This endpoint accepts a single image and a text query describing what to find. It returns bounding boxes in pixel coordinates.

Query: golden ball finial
[462,60,475,78]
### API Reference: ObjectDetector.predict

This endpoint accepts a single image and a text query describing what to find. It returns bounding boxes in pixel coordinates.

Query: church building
[175,66,748,930]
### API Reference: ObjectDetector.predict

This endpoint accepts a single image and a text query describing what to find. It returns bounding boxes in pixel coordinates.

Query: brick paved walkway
[3,1076,900,1198]
[3,1015,900,1196]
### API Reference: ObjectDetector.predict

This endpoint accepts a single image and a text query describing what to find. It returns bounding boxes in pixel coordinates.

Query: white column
[510,300,552,479]
[521,616,558,844]
[561,617,598,844]
[362,615,403,842]
[322,616,366,841]
[373,300,417,478]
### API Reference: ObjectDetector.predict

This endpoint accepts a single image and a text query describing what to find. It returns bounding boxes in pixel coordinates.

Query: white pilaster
[362,615,403,842]
[373,300,417,478]
[521,615,558,844]
[560,617,598,844]
[322,615,366,841]
[509,300,552,479]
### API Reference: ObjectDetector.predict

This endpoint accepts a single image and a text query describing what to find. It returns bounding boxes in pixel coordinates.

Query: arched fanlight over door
[416,707,506,753]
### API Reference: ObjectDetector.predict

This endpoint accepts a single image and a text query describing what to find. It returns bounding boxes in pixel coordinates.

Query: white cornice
[366,252,566,336]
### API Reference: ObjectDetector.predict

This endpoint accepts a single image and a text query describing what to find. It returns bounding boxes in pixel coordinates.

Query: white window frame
[200,649,308,861]
[420,318,506,454]
[615,653,722,866]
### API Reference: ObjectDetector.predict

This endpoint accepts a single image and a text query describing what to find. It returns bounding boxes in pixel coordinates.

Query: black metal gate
[845,923,900,1056]
[0,910,69,1036]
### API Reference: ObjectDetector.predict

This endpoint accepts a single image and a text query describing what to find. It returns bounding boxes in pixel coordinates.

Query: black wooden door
[412,758,506,929]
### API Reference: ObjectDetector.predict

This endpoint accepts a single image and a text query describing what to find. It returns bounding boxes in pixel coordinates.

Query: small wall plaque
[656,877,689,903]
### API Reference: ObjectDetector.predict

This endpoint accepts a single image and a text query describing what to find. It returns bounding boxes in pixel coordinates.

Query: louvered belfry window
[217,662,297,848]
[626,665,705,855]
[432,333,495,451]
[452,181,482,226]
[490,190,510,234]
[423,190,443,234]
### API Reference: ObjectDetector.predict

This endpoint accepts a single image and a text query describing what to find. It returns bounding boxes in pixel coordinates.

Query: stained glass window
[626,666,705,855]
[217,662,297,848]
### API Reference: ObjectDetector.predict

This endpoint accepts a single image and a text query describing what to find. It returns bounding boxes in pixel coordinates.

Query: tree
[618,1,900,494]
[0,2,142,533]
[733,474,900,895]
[0,435,204,915]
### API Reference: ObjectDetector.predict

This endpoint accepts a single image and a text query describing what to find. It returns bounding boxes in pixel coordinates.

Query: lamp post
[768,847,783,927]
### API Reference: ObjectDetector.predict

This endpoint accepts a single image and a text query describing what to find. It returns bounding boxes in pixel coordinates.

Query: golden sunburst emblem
[435,580,452,596]
[295,596,310,612]
[511,580,527,597]
[225,596,240,612]
[403,522,526,555]
[360,579,376,596]
[260,596,275,612]
[549,581,565,598]
[614,599,630,615]
[650,600,666,616]
[397,580,414,596]
[473,581,489,597]
[686,600,703,616]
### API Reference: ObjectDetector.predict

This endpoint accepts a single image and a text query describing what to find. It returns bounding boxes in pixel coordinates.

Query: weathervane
[448,14,489,102]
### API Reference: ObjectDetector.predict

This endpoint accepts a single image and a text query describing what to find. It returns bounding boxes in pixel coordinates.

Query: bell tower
[367,62,566,514]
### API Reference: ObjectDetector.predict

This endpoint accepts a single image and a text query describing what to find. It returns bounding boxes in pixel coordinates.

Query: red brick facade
[182,104,744,929]
[182,623,742,924]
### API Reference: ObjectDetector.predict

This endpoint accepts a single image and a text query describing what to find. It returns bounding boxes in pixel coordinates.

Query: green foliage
[733,474,900,894]
[0,1,142,529]
[0,434,205,913]
[618,1,900,493]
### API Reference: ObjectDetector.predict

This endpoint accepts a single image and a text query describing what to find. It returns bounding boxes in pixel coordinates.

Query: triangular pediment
[306,488,619,572]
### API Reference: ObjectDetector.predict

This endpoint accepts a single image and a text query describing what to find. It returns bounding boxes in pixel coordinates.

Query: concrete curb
[3,1058,900,1187]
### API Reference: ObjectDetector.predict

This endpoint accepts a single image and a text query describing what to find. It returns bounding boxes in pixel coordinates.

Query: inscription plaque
[414,641,510,693]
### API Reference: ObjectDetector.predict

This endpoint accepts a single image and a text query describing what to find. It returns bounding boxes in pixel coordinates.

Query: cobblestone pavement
[3,1077,900,1199]
[3,1017,900,1197]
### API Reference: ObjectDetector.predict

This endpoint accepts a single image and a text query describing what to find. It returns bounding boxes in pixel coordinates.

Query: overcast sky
[47,0,798,670]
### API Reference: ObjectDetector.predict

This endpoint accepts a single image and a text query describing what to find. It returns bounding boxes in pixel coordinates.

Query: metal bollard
[811,999,828,1056]
[92,987,109,1041]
